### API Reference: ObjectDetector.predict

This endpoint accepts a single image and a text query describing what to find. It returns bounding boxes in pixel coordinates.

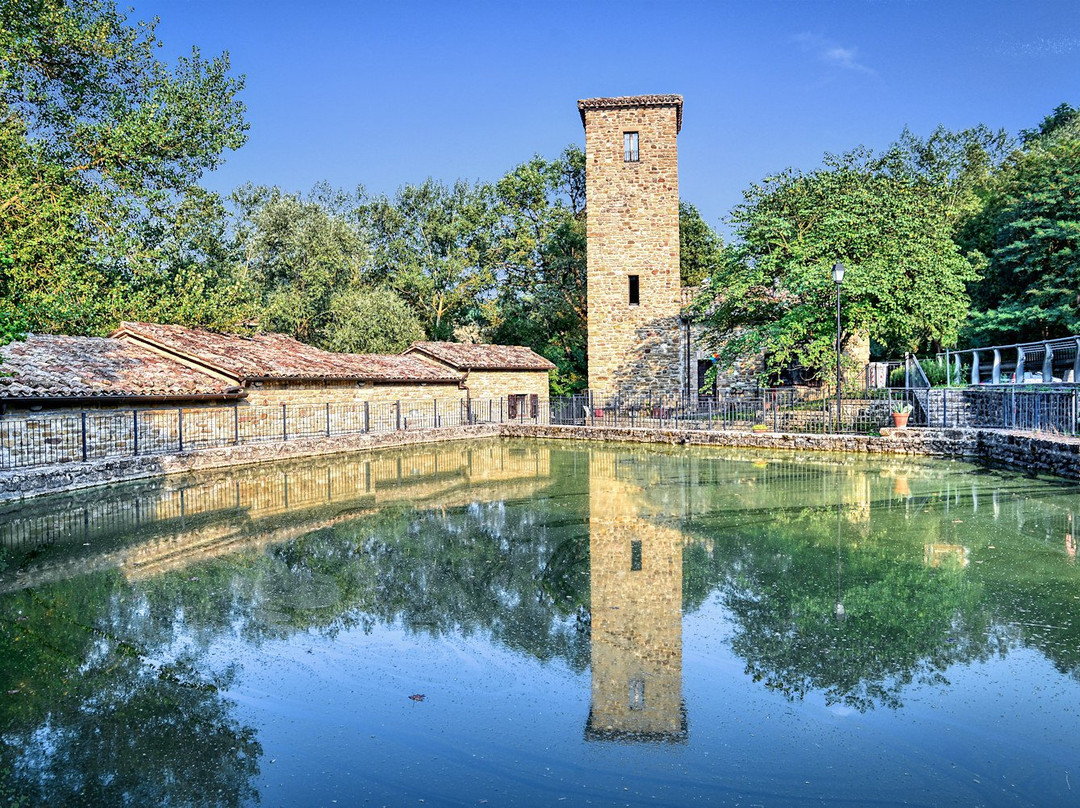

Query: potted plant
[751,423,768,433]
[891,402,913,428]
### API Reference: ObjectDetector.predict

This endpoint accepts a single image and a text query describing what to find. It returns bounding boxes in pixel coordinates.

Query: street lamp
[832,261,845,433]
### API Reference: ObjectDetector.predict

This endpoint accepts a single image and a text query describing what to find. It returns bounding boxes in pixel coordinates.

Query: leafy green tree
[125,187,256,329]
[879,124,1011,233]
[0,0,247,334]
[365,179,497,340]
[235,183,367,345]
[693,149,975,381]
[961,104,1080,345]
[679,200,724,286]
[490,147,587,394]
[325,287,425,354]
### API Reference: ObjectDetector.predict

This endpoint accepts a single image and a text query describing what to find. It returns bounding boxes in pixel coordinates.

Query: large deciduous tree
[365,179,497,341]
[324,287,425,355]
[961,104,1080,345]
[679,200,724,287]
[693,148,976,382]
[234,183,367,346]
[489,147,586,395]
[0,0,248,334]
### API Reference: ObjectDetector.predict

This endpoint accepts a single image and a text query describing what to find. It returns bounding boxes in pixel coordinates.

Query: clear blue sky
[132,0,1080,232]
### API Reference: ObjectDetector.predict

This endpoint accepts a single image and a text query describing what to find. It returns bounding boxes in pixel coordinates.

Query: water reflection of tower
[585,451,688,743]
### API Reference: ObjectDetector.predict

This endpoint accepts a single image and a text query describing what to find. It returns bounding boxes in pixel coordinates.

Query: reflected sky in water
[2,439,1079,806]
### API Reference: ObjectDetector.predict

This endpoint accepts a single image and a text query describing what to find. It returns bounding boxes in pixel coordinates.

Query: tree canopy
[961,104,1080,345]
[0,0,250,335]
[693,148,976,381]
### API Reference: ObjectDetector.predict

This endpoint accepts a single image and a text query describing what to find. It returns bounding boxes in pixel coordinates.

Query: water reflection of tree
[680,493,995,711]
[0,577,260,806]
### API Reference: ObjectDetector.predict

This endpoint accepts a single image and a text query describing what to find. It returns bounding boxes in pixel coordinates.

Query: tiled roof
[407,342,556,372]
[113,322,460,383]
[578,94,683,133]
[0,335,240,401]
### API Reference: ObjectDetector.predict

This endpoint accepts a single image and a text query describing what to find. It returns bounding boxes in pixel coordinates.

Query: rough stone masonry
[579,95,684,401]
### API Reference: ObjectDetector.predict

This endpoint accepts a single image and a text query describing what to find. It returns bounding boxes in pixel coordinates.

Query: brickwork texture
[581,96,683,400]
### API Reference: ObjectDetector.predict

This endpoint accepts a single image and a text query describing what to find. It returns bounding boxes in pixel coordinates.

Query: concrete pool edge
[1,424,1077,501]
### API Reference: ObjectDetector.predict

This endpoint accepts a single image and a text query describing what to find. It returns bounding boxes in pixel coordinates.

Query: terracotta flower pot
[892,412,910,428]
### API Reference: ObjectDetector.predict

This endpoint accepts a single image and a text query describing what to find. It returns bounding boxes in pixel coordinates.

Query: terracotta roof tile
[113,322,460,383]
[407,342,556,372]
[0,335,240,400]
[578,94,683,133]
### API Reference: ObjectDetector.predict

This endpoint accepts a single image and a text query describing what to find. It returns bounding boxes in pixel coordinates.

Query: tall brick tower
[578,94,683,401]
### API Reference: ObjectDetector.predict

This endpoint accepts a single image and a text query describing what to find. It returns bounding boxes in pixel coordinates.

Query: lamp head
[832,261,846,285]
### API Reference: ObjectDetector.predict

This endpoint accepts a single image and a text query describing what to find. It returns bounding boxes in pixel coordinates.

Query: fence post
[233,402,240,445]
[434,398,439,428]
[500,398,504,423]
[326,402,331,437]
[364,401,370,433]
[132,409,139,456]
[178,408,184,452]
[282,403,287,441]
[80,411,88,461]
[396,401,401,431]
[773,391,779,432]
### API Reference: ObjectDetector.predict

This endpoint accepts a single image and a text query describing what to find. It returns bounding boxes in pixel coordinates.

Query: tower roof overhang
[577,94,683,133]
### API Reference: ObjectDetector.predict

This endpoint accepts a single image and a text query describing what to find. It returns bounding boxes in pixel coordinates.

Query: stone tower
[578,95,683,401]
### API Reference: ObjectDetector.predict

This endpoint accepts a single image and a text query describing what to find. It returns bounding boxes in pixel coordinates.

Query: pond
[1,439,1079,806]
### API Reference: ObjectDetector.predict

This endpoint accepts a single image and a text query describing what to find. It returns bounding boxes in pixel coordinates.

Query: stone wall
[583,98,682,400]
[241,380,464,408]
[462,370,550,404]
[0,424,506,501]
[0,392,550,471]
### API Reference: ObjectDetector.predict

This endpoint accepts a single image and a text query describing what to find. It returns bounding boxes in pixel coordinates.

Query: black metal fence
[549,390,908,435]
[913,386,1080,435]
[0,397,550,471]
[4,385,1075,473]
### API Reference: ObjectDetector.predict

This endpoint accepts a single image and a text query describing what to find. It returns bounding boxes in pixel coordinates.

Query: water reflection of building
[0,441,552,591]
[585,451,688,743]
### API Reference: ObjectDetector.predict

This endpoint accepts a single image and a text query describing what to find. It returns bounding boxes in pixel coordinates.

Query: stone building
[111,322,464,408]
[0,323,553,415]
[579,95,684,401]
[405,341,555,416]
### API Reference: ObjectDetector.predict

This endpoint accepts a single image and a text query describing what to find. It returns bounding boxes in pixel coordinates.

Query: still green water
[1,439,1079,807]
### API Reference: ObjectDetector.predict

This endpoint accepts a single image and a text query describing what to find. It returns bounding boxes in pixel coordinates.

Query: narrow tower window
[624,132,639,162]
[628,275,640,306]
[630,540,643,571]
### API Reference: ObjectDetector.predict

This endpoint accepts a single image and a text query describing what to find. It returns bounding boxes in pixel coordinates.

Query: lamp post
[832,261,846,433]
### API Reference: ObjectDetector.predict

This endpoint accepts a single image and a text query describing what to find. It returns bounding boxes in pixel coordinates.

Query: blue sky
[132,0,1080,232]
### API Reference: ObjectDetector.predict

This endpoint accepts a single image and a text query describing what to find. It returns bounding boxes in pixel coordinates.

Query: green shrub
[889,358,970,387]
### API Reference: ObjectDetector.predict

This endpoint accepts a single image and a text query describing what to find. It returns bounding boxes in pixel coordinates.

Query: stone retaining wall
[2,423,1077,502]
[502,425,1080,479]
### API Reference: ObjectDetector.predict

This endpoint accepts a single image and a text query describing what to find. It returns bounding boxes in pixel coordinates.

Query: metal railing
[5,385,1074,474]
[0,397,551,471]
[549,389,908,435]
[913,386,1080,434]
[934,335,1080,386]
